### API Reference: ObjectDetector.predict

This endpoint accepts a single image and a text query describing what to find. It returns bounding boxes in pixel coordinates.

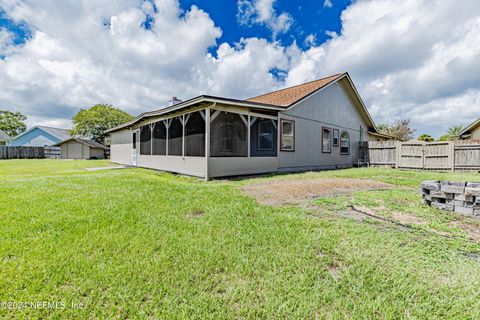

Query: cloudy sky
[0,0,479,138]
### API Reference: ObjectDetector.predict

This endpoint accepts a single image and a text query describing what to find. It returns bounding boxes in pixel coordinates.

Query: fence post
[395,142,400,169]
[450,141,455,171]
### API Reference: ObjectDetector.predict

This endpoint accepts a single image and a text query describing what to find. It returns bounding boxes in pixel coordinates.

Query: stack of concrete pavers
[420,180,480,217]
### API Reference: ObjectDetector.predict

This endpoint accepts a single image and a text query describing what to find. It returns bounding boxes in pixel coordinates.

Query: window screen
[152,121,166,155]
[132,132,137,150]
[257,120,274,151]
[185,111,205,157]
[168,117,183,156]
[322,127,331,153]
[340,130,350,154]
[280,119,294,151]
[333,128,339,147]
[210,111,247,157]
[140,125,152,155]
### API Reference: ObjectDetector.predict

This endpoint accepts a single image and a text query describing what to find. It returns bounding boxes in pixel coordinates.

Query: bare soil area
[241,178,391,206]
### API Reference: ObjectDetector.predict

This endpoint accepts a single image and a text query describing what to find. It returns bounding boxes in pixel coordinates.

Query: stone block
[473,209,480,216]
[454,194,475,202]
[465,187,480,197]
[421,181,440,191]
[454,206,474,216]
[431,202,454,211]
[447,200,465,207]
[440,181,466,194]
[466,182,480,188]
[430,191,454,199]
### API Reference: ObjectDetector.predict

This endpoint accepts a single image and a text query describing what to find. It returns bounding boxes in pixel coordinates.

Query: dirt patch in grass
[450,220,480,242]
[241,178,391,206]
[392,212,427,226]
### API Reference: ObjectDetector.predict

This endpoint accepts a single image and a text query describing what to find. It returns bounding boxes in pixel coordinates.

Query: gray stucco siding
[278,80,370,170]
[110,128,132,165]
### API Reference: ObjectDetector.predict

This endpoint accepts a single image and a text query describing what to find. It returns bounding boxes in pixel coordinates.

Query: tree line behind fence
[364,140,480,171]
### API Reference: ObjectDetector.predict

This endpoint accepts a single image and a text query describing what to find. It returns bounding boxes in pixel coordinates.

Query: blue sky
[179,0,350,53]
[0,0,479,137]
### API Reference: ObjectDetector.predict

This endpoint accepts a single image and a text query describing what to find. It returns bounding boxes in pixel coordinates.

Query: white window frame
[280,119,295,152]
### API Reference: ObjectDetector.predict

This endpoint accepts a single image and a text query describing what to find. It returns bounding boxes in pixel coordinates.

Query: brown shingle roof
[246,73,346,107]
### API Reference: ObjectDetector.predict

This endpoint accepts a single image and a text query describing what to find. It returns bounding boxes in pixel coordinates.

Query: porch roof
[106,95,284,133]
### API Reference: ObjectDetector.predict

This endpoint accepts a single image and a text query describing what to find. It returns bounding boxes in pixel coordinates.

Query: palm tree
[442,125,464,141]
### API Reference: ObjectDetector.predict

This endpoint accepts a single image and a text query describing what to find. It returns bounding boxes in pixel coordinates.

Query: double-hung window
[280,119,295,151]
[322,127,331,153]
[340,130,350,154]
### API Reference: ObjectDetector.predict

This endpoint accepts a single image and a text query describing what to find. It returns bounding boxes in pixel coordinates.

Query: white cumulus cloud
[237,0,293,37]
[0,0,479,137]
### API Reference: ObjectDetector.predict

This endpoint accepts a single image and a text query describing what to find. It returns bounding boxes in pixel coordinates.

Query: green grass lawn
[1,160,480,318]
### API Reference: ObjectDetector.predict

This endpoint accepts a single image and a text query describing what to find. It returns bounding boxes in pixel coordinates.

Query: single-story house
[0,129,12,145]
[54,138,108,159]
[9,126,72,147]
[107,72,391,179]
[459,117,480,140]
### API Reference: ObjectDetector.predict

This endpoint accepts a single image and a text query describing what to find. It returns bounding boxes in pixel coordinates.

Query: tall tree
[71,104,134,144]
[439,125,463,141]
[417,134,434,142]
[0,110,27,137]
[377,119,416,141]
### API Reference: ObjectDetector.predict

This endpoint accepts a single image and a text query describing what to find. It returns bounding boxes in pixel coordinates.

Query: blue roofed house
[9,126,72,147]
[0,129,12,145]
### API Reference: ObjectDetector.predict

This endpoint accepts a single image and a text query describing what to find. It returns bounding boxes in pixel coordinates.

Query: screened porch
[138,108,279,160]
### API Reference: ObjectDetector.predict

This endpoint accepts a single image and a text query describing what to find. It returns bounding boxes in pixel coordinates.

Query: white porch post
[205,107,211,180]
[248,114,251,158]
[182,114,185,157]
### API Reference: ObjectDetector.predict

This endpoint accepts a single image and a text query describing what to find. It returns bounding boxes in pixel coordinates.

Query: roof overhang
[459,117,480,136]
[106,95,285,133]
[368,131,394,139]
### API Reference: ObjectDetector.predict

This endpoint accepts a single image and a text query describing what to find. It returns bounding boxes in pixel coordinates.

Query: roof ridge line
[246,72,346,101]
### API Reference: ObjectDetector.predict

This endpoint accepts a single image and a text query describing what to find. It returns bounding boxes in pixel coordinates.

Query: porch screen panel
[210,111,247,157]
[250,118,277,157]
[168,117,183,156]
[140,125,152,155]
[152,121,166,155]
[185,111,205,157]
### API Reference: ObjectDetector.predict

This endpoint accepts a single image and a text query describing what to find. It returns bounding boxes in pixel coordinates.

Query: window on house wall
[168,117,183,156]
[257,119,274,151]
[185,111,205,157]
[333,128,339,147]
[280,119,294,151]
[340,130,350,154]
[152,121,166,155]
[210,111,247,157]
[140,125,151,155]
[322,127,331,153]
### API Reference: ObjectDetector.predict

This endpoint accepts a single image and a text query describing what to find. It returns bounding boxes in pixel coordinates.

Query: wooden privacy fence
[0,146,61,160]
[365,140,480,171]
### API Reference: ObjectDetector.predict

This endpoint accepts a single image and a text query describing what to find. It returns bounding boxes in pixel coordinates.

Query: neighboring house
[459,117,480,140]
[9,126,71,147]
[0,129,12,145]
[54,138,107,159]
[107,72,390,179]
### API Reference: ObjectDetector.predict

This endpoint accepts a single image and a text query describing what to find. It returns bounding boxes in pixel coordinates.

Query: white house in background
[9,126,72,147]
[0,129,12,145]
[459,117,480,140]
[107,72,391,179]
